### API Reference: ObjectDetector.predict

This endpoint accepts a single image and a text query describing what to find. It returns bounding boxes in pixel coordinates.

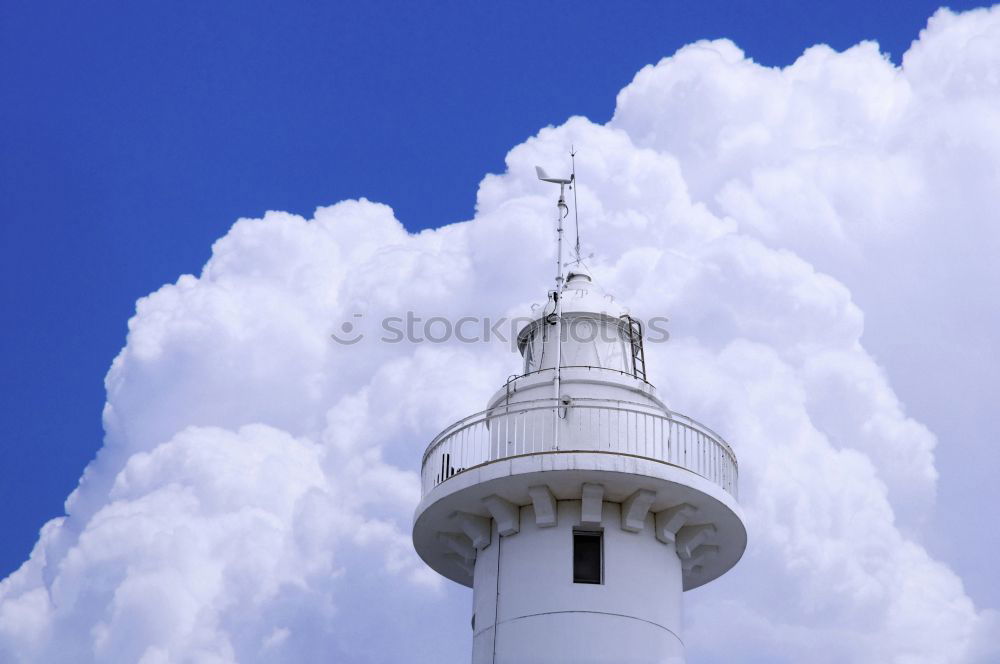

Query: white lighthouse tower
[412,162,746,663]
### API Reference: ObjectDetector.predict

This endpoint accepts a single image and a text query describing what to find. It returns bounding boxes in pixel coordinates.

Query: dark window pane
[573,531,602,584]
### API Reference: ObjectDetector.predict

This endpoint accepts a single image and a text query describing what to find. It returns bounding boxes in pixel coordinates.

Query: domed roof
[516,267,629,350]
[558,268,629,319]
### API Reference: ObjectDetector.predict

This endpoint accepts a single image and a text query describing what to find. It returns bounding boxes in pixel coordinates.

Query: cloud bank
[2,6,999,663]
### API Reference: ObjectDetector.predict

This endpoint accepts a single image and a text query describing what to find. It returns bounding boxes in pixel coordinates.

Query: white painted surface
[487,368,666,421]
[472,500,684,663]
[413,267,745,663]
[517,271,632,374]
[413,451,746,591]
[422,397,739,499]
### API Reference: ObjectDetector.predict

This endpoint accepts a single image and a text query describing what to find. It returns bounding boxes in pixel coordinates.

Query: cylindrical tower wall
[472,500,685,664]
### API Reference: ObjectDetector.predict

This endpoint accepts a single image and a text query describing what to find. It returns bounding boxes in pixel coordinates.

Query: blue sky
[2,3,999,661]
[0,0,985,579]
[0,0,984,586]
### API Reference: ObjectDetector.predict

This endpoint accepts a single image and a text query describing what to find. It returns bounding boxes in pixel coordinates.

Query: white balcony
[421,397,738,500]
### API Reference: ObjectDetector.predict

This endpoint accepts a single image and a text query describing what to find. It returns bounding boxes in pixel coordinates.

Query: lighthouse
[412,162,747,663]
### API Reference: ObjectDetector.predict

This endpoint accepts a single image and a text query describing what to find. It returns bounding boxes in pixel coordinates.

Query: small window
[573,530,603,584]
[523,329,536,373]
[522,327,545,373]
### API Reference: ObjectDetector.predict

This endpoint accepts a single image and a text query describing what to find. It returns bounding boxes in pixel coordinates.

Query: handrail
[421,397,738,499]
[504,365,652,387]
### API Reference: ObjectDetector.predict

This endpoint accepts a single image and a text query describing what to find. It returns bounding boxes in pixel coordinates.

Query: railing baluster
[625,410,631,453]
[701,434,706,476]
[600,407,605,450]
[653,416,658,459]
[615,410,622,449]
[532,410,537,452]
[515,410,536,452]
[668,420,673,464]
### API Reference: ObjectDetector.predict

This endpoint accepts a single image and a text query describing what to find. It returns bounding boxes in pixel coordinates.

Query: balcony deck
[421,397,738,500]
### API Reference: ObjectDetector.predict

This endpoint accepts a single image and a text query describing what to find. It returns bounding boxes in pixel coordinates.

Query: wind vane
[535,162,572,292]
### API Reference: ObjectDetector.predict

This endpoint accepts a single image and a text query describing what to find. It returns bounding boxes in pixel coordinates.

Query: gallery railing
[421,397,738,499]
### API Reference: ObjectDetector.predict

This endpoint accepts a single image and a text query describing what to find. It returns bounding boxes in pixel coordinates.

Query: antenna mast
[570,146,581,265]
[534,165,573,292]
[535,161,575,449]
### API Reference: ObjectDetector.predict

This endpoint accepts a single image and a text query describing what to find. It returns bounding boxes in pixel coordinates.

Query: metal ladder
[622,315,647,381]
